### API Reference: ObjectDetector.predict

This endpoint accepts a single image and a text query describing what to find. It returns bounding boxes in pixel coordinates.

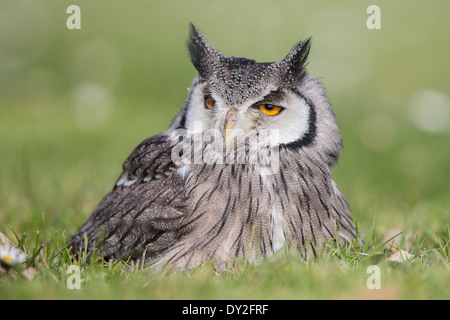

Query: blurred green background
[0,0,449,259]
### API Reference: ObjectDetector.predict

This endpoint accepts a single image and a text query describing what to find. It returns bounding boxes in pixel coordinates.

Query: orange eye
[258,104,282,116]
[205,97,214,109]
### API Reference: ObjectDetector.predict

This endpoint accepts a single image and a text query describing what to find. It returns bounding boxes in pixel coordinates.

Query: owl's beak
[224,108,238,144]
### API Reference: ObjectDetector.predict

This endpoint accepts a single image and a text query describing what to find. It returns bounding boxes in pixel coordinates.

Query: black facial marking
[282,89,317,149]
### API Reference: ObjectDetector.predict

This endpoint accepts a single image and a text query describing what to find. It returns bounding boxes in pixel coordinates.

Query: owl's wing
[70,132,187,261]
[329,180,358,243]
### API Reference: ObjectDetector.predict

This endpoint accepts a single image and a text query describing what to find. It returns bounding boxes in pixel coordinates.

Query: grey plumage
[70,24,358,270]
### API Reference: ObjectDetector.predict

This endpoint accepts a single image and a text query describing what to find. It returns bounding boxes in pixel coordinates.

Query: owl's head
[171,24,342,169]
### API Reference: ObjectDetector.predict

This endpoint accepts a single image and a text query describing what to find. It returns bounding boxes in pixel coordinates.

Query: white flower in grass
[0,244,27,269]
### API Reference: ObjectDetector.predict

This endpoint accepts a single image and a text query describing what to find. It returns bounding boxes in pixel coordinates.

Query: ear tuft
[282,37,311,81]
[187,23,222,78]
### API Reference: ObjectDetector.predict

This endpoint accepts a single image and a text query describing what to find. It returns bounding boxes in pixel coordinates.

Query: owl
[70,24,358,270]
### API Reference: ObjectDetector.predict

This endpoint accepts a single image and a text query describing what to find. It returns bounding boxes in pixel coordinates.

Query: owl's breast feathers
[70,133,357,269]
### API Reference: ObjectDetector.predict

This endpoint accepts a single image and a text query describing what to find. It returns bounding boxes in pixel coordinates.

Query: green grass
[1,0,449,299]
[1,224,449,299]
